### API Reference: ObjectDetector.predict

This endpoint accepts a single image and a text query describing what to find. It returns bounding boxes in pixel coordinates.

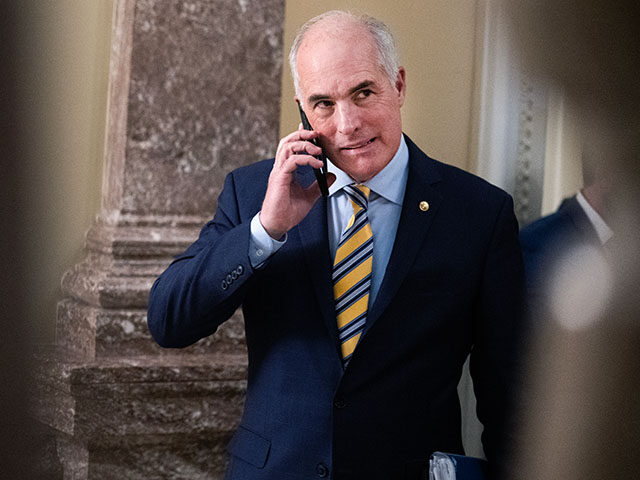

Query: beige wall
[280,0,478,170]
[542,87,584,215]
[21,1,112,342]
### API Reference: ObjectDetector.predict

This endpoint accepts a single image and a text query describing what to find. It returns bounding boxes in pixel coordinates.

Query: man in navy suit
[148,11,524,479]
[520,152,613,308]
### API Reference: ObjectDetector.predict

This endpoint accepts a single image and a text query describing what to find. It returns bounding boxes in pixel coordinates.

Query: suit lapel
[365,138,444,333]
[295,194,341,349]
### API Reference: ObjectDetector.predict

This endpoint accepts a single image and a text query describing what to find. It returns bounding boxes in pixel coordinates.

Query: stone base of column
[33,348,247,480]
[32,211,249,479]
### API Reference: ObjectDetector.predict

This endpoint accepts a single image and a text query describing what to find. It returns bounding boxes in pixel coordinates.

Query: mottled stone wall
[34,0,285,478]
[122,0,283,217]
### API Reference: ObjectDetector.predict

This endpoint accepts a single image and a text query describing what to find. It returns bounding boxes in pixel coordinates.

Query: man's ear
[395,67,407,107]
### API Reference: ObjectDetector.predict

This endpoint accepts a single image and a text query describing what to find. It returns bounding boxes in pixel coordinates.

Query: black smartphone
[297,102,329,197]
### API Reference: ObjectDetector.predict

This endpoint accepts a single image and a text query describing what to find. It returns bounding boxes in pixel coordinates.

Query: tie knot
[344,184,370,209]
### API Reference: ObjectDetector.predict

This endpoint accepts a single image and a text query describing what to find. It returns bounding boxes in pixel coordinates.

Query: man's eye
[356,89,373,99]
[314,100,333,109]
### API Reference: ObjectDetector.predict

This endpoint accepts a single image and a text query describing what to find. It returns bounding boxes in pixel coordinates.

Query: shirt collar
[576,190,613,245]
[327,135,409,205]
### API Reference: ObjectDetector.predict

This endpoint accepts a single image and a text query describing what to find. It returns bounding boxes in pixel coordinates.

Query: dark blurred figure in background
[0,2,34,478]
[1,4,62,478]
[505,0,640,478]
[520,136,613,308]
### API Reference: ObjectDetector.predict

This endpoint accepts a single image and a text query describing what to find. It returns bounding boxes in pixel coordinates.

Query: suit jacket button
[221,280,228,290]
[231,270,238,280]
[226,274,232,283]
[316,463,329,478]
[333,398,347,409]
[237,265,244,275]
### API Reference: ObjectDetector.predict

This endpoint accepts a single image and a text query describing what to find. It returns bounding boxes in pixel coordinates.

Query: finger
[275,140,322,171]
[286,140,322,157]
[285,128,318,143]
[276,129,319,159]
[274,130,322,169]
[276,130,316,158]
[304,172,336,199]
[301,173,334,203]
[279,153,324,174]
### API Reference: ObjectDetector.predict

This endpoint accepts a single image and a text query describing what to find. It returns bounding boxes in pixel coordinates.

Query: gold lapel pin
[419,201,429,212]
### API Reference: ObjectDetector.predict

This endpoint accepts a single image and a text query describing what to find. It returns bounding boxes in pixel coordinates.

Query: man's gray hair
[289,11,400,98]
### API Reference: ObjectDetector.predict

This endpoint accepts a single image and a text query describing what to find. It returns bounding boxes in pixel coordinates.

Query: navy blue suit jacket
[520,195,601,305]
[148,136,524,480]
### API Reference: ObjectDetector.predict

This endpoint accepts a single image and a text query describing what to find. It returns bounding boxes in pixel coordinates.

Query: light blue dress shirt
[249,135,410,305]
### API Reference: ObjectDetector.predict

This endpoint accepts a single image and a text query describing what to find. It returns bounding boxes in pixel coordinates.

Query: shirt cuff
[249,213,287,268]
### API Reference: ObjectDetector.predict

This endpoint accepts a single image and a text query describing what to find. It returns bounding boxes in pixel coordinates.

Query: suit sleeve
[147,170,258,348]
[469,194,525,465]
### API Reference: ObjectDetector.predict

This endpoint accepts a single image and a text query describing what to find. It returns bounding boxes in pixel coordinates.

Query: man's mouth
[341,138,376,150]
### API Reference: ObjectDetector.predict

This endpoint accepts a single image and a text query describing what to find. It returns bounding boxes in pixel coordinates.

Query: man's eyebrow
[349,81,375,95]
[307,93,331,104]
[306,81,376,104]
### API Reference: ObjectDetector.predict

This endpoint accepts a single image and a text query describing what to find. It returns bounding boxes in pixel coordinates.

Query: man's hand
[260,127,335,240]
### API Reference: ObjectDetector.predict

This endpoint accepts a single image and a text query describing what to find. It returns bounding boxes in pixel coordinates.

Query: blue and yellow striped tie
[333,184,373,366]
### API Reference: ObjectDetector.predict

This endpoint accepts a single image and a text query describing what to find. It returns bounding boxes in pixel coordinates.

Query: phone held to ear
[297,102,329,197]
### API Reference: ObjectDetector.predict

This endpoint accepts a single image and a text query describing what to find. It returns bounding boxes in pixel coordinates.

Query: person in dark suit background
[520,144,613,309]
[148,10,524,480]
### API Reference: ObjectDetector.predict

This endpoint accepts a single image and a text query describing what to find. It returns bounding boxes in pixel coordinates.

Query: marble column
[34,0,285,478]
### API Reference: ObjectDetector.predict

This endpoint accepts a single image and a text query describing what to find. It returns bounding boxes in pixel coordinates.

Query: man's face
[296,23,406,183]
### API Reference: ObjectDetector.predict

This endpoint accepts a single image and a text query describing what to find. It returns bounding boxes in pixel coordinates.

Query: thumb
[304,172,337,201]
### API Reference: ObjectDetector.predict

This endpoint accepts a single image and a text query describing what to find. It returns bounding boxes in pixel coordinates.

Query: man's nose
[335,102,360,135]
